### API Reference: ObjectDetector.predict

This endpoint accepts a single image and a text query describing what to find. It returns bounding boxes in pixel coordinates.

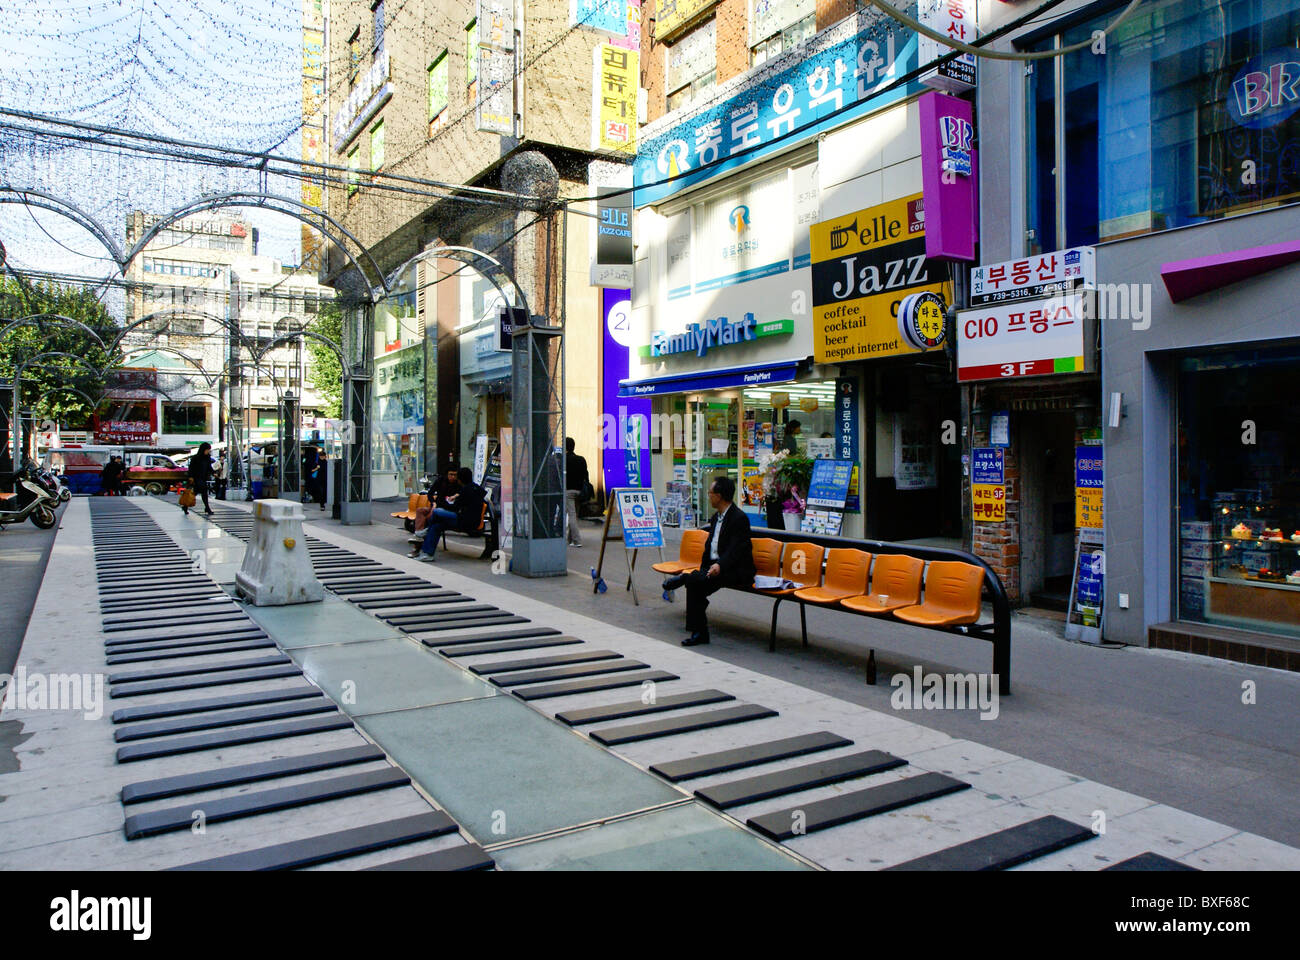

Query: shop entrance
[1019,411,1079,609]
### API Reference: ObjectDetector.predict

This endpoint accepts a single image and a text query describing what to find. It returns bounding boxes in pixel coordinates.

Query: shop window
[348,28,362,83]
[750,0,816,68]
[163,402,210,435]
[666,18,716,113]
[429,50,449,123]
[1177,346,1300,640]
[370,118,385,172]
[1026,0,1300,252]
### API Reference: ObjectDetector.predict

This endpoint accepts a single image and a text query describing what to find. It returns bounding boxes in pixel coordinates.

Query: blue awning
[618,360,800,398]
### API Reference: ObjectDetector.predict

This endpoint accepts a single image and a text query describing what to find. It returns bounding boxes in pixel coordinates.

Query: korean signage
[918,91,977,262]
[478,0,514,48]
[476,46,514,135]
[602,289,650,491]
[635,16,919,204]
[972,483,1006,523]
[616,489,665,549]
[1075,446,1104,531]
[473,434,489,485]
[835,377,859,463]
[571,0,629,36]
[971,447,1004,484]
[653,0,715,41]
[809,193,951,363]
[593,44,638,154]
[332,50,392,150]
[918,0,977,92]
[807,459,853,509]
[97,420,154,444]
[104,367,158,400]
[957,292,1090,382]
[969,247,1096,306]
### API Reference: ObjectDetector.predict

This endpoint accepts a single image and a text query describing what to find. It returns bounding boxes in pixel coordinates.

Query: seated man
[409,466,460,537]
[661,476,755,646]
[409,467,485,562]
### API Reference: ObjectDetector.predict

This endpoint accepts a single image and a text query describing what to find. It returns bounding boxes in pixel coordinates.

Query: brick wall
[816,0,857,30]
[714,0,749,85]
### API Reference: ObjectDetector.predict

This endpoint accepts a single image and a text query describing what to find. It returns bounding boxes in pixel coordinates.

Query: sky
[0,0,310,311]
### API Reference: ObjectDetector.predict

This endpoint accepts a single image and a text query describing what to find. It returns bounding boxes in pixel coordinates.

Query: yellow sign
[809,194,951,363]
[594,44,638,154]
[972,484,1006,523]
[653,0,715,40]
[1076,487,1103,529]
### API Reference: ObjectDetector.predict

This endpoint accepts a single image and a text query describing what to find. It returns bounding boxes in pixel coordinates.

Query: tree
[305,299,343,419]
[0,276,122,446]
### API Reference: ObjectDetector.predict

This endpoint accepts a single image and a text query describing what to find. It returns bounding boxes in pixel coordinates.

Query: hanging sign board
[1075,445,1104,532]
[473,434,489,485]
[971,447,1003,484]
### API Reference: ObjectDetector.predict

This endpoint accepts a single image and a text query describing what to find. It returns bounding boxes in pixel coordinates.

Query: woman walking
[184,441,215,516]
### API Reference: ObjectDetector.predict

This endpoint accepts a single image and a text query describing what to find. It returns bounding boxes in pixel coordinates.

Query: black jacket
[701,504,756,584]
[453,481,486,532]
[566,451,589,493]
[188,455,213,484]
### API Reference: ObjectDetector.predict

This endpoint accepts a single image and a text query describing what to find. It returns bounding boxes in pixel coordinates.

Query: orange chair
[653,528,708,575]
[794,549,872,605]
[894,561,985,627]
[758,542,826,651]
[841,554,924,615]
[748,538,784,583]
[390,493,428,520]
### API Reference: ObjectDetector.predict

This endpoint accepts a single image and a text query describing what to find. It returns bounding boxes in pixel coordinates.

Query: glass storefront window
[371,265,423,498]
[1028,0,1300,252]
[1177,345,1300,639]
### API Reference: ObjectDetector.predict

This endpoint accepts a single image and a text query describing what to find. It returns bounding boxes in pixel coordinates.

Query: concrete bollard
[234,499,324,606]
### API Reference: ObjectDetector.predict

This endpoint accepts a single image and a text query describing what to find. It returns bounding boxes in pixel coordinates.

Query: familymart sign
[643,314,792,359]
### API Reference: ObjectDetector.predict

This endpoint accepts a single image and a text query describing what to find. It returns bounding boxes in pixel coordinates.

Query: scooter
[0,461,61,530]
[33,464,71,503]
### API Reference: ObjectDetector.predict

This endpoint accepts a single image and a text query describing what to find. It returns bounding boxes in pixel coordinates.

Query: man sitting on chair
[661,476,755,646]
[409,467,484,562]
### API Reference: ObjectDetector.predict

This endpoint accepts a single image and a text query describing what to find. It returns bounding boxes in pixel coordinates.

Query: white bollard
[234,499,324,606]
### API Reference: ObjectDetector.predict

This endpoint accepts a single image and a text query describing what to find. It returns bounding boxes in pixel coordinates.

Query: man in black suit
[662,476,756,646]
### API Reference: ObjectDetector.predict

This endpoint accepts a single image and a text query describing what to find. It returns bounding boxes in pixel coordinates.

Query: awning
[618,360,801,398]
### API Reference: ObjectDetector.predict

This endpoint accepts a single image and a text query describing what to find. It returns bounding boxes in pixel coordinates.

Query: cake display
[1231,522,1252,539]
[1262,527,1284,540]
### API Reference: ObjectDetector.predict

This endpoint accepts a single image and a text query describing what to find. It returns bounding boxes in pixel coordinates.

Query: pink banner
[919,91,977,262]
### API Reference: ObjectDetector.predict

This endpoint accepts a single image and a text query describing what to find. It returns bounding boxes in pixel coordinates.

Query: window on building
[372,0,385,54]
[750,0,816,68]
[347,144,360,195]
[466,19,478,85]
[666,18,716,113]
[163,402,210,435]
[429,50,449,121]
[349,28,362,81]
[370,118,385,172]
[1026,0,1300,253]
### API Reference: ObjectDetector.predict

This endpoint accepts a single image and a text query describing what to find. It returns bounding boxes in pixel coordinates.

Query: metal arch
[111,308,258,355]
[0,313,110,349]
[118,345,219,387]
[394,245,531,322]
[252,328,345,369]
[126,192,390,300]
[0,187,129,269]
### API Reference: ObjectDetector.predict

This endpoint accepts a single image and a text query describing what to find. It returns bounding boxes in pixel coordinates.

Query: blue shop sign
[1075,446,1104,489]
[634,19,919,205]
[972,447,1003,485]
[807,459,853,509]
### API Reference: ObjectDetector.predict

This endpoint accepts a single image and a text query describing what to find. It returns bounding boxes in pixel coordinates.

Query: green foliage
[305,299,343,419]
[0,276,122,426]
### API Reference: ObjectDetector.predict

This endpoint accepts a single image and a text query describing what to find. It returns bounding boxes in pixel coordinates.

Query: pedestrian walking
[184,441,215,516]
[564,437,588,547]
[301,448,319,505]
[213,451,228,500]
[661,476,755,646]
[100,457,120,496]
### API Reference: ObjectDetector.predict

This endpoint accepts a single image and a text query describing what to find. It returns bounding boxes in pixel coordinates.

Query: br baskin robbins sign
[640,313,793,359]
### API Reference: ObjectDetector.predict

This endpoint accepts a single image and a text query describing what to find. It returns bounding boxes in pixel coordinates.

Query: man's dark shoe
[681,633,710,647]
[662,574,687,592]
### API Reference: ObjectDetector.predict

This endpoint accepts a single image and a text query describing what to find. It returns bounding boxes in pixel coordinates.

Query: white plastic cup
[878,595,889,606]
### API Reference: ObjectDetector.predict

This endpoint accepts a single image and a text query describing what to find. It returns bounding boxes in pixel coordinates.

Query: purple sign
[602,287,651,491]
[919,91,977,262]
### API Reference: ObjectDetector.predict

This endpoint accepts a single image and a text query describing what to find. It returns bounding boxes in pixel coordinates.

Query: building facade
[121,211,333,455]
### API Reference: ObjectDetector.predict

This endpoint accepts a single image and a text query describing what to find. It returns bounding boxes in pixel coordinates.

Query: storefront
[370,264,424,499]
[456,267,513,472]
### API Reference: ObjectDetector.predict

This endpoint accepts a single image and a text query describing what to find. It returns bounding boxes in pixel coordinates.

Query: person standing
[213,451,228,500]
[410,467,484,562]
[780,419,802,455]
[185,441,214,516]
[564,437,588,547]
[100,456,120,496]
[312,450,328,510]
[661,476,755,646]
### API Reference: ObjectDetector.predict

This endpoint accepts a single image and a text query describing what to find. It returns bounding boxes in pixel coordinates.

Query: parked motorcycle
[33,463,71,503]
[0,460,61,530]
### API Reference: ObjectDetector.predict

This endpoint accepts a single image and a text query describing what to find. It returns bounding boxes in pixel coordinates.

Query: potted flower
[760,451,813,530]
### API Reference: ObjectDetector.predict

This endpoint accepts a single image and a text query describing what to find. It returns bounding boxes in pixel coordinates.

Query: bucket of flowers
[761,450,813,530]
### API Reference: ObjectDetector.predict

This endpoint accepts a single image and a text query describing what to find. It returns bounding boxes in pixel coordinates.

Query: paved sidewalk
[1,495,1297,870]
[324,506,1300,848]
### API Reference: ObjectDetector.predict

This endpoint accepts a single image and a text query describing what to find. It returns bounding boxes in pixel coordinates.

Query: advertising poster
[593,44,638,154]
[1075,445,1104,531]
[616,489,664,549]
[972,483,1006,522]
[806,459,853,509]
[499,427,513,550]
[810,194,952,363]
